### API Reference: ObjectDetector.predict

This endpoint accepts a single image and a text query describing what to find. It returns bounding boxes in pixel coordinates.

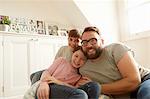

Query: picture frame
[36,20,45,34]
[45,23,59,36]
[58,29,68,36]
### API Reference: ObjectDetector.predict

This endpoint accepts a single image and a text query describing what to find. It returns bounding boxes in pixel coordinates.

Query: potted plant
[0,15,11,32]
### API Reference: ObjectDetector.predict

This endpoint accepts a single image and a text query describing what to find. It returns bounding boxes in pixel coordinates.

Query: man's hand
[37,82,50,99]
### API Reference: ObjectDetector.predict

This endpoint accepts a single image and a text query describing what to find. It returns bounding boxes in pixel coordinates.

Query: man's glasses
[81,38,99,46]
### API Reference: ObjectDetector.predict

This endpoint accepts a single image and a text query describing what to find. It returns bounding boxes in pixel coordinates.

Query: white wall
[0,0,74,29]
[0,0,119,44]
[124,37,150,69]
[117,0,150,69]
[74,0,120,45]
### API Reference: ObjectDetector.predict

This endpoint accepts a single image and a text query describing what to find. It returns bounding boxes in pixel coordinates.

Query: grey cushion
[30,70,45,85]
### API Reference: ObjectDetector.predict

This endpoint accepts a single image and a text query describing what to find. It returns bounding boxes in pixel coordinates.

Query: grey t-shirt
[55,46,73,62]
[79,43,150,99]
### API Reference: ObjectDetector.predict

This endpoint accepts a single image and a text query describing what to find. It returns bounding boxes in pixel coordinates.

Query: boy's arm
[54,47,63,60]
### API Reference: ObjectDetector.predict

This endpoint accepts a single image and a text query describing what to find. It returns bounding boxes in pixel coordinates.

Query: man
[79,26,150,99]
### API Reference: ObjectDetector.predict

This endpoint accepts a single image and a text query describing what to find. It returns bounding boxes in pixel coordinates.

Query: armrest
[30,70,45,85]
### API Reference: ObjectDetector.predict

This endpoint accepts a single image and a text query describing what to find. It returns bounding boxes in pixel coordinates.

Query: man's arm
[101,51,141,95]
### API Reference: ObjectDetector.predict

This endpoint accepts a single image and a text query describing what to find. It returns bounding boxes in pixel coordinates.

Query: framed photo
[45,23,53,35]
[45,23,59,36]
[52,25,59,36]
[58,29,67,36]
[37,20,45,34]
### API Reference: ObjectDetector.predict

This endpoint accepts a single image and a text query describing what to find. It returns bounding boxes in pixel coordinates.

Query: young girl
[24,48,100,99]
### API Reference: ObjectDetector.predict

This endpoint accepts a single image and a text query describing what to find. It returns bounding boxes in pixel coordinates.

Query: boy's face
[68,37,80,51]
[71,50,86,68]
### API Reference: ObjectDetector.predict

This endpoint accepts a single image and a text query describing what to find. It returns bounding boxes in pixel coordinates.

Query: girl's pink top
[47,57,81,86]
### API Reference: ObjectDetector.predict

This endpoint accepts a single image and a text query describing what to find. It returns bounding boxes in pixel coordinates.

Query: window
[126,0,150,35]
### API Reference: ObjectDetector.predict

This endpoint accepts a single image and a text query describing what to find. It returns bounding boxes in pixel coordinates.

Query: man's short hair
[82,26,100,35]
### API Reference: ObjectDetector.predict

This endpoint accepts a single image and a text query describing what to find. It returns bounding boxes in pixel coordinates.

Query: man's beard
[84,47,102,59]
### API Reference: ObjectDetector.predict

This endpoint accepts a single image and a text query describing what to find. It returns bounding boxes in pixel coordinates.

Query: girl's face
[68,37,80,51]
[71,50,86,68]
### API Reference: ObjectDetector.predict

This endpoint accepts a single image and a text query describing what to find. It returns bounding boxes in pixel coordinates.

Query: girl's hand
[37,82,49,99]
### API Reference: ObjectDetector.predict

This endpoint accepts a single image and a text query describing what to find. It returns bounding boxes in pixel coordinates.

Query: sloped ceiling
[1,0,90,29]
[52,0,91,29]
[47,0,91,29]
[1,0,119,42]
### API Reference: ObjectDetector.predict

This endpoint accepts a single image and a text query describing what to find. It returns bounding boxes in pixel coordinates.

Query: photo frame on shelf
[52,25,59,36]
[58,29,68,36]
[45,23,59,36]
[37,20,45,34]
[45,23,53,35]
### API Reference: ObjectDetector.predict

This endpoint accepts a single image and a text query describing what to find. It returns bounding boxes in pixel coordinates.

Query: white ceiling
[0,0,90,28]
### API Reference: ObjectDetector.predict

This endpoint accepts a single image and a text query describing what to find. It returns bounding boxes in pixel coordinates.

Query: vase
[0,24,10,32]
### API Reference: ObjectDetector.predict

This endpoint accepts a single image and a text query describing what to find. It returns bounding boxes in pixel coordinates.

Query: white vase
[0,24,10,32]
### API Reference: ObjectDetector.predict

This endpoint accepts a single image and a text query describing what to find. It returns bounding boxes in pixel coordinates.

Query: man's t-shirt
[79,43,150,99]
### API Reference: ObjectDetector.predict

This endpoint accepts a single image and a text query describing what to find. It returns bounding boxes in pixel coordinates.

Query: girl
[24,48,100,99]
